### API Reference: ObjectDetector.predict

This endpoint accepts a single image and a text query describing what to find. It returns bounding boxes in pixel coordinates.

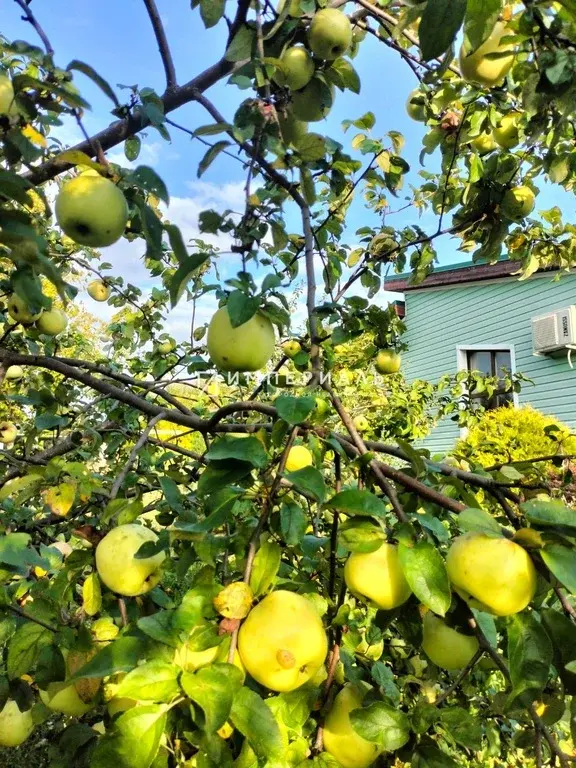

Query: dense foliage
[1,2,576,768]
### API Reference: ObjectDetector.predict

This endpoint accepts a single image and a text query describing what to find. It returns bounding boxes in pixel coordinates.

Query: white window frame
[456,344,519,437]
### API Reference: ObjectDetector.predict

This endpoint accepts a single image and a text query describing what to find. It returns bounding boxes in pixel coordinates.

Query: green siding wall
[397,272,576,454]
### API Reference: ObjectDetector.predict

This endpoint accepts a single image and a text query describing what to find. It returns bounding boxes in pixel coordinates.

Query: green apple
[0,699,34,747]
[345,542,412,610]
[5,365,24,380]
[323,683,382,768]
[353,415,369,432]
[282,339,301,358]
[292,79,334,123]
[207,306,275,372]
[87,279,111,302]
[375,350,401,375]
[501,185,535,220]
[55,172,129,248]
[0,74,17,116]
[471,132,497,154]
[406,90,427,122]
[7,294,42,324]
[96,524,166,596]
[157,338,176,354]
[308,9,353,60]
[274,46,315,91]
[40,682,93,716]
[494,112,521,149]
[36,308,68,336]
[422,612,479,671]
[0,421,18,444]
[459,22,516,87]
[278,111,308,146]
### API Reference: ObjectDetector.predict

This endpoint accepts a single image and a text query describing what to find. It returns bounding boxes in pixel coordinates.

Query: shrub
[454,405,576,469]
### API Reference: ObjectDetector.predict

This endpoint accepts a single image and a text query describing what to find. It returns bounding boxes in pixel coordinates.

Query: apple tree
[1,1,576,767]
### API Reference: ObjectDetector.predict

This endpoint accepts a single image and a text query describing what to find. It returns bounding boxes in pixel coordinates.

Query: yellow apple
[238,590,328,692]
[87,279,111,302]
[0,74,17,116]
[308,9,353,60]
[36,308,68,336]
[421,612,479,671]
[96,524,166,596]
[353,415,369,432]
[282,339,302,358]
[7,294,42,324]
[5,365,24,380]
[274,46,315,91]
[500,185,535,220]
[207,306,275,372]
[40,681,93,716]
[344,542,412,610]
[446,532,537,616]
[471,132,497,154]
[406,90,427,122]
[157,338,176,354]
[494,112,522,149]
[278,111,308,146]
[459,22,516,87]
[0,699,34,747]
[375,350,401,375]
[55,172,129,247]
[292,79,335,123]
[285,445,313,473]
[323,683,382,768]
[0,421,17,444]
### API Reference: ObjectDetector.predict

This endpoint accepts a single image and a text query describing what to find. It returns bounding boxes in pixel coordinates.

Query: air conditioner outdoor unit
[532,306,576,354]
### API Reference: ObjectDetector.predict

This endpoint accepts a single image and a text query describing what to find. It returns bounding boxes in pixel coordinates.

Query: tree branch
[302,202,322,384]
[5,604,58,633]
[142,0,177,88]
[13,0,54,56]
[110,412,166,499]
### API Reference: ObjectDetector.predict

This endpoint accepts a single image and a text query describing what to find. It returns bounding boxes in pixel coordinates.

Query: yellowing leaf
[56,150,106,172]
[43,481,76,516]
[83,572,102,617]
[21,124,47,147]
[376,151,391,173]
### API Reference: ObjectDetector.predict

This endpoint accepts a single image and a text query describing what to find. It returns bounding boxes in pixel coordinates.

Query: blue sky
[2,1,569,336]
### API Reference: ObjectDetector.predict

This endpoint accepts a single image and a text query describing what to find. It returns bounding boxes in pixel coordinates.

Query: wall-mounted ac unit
[532,306,576,354]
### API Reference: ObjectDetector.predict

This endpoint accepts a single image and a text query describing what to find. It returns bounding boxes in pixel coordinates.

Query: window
[465,348,514,410]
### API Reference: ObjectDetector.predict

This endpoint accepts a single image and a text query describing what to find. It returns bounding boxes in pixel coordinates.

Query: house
[385,259,576,453]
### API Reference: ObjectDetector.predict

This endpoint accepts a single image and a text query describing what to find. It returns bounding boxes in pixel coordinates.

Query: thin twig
[434,649,483,705]
[5,604,58,633]
[110,412,166,499]
[13,0,54,55]
[143,0,177,88]
[303,202,322,384]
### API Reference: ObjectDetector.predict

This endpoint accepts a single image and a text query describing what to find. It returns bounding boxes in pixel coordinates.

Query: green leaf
[198,141,231,178]
[200,0,226,27]
[506,612,552,709]
[439,707,482,750]
[181,663,243,732]
[521,499,576,531]
[327,489,386,518]
[280,501,307,546]
[285,466,326,503]
[206,436,268,468]
[350,701,410,751]
[300,168,316,205]
[541,544,576,593]
[225,26,255,62]
[116,660,180,702]
[194,123,233,137]
[91,704,167,768]
[371,662,400,704]
[169,252,210,307]
[274,394,316,425]
[328,58,361,94]
[412,745,460,768]
[250,540,281,597]
[463,0,501,52]
[0,533,45,570]
[339,518,385,553]
[7,622,52,679]
[419,0,466,60]
[294,133,327,162]
[230,687,285,762]
[398,540,451,616]
[165,223,188,264]
[67,59,120,106]
[130,166,169,204]
[226,291,259,328]
[67,636,147,680]
[541,608,576,691]
[125,135,141,161]
[457,507,502,537]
